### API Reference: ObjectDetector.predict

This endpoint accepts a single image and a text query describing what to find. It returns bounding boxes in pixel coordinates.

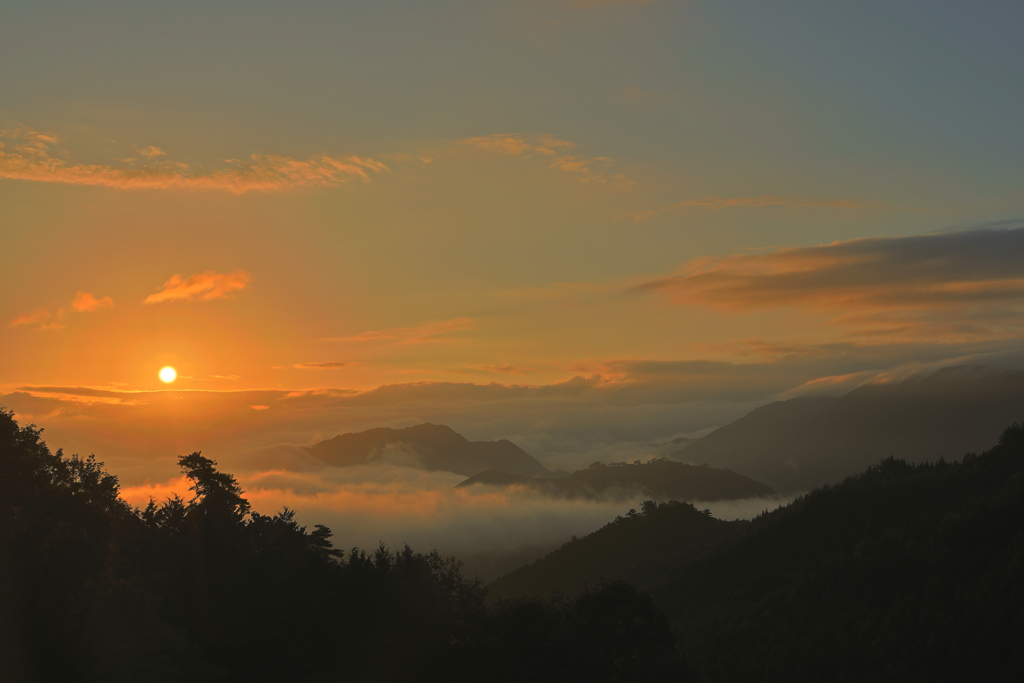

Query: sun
[158,366,177,383]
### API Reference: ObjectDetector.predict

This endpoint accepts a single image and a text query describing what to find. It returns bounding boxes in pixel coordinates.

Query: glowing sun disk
[159,366,177,383]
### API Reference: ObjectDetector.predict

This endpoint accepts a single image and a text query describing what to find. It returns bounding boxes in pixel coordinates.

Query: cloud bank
[118,461,638,559]
[637,226,1024,342]
[10,342,1012,477]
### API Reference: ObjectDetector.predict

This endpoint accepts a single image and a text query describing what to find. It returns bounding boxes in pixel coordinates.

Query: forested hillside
[487,499,740,601]
[661,420,1024,681]
[485,414,1024,680]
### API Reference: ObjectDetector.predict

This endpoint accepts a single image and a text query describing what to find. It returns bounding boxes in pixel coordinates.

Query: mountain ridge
[672,365,1024,492]
[305,422,553,478]
[457,459,775,503]
[486,416,1024,679]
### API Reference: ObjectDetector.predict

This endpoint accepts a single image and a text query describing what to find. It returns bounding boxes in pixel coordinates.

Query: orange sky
[3,2,1024,533]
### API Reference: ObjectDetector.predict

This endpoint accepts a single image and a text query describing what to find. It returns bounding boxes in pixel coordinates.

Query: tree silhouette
[178,451,250,519]
[26,407,1024,680]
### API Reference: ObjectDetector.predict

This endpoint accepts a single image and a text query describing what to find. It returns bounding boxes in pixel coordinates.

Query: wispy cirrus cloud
[545,0,652,8]
[477,363,535,375]
[144,270,251,304]
[463,134,632,189]
[636,226,1024,342]
[8,308,55,329]
[9,291,113,329]
[0,127,387,193]
[294,361,348,370]
[178,374,242,382]
[633,196,884,222]
[137,146,166,158]
[324,317,474,344]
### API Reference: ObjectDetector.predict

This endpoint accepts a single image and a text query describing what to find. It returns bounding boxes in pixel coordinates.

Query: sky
[3,0,1024,554]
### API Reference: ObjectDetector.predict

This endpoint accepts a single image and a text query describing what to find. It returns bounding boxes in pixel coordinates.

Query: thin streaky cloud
[0,128,387,193]
[179,374,243,382]
[464,134,574,157]
[10,290,114,329]
[633,196,884,222]
[463,134,632,189]
[9,308,52,328]
[144,270,252,304]
[546,0,652,8]
[294,361,348,369]
[323,317,475,344]
[478,363,534,375]
[137,146,166,158]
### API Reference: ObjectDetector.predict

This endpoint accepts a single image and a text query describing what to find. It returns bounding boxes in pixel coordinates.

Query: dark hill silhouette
[0,408,682,682]
[6,406,1024,679]
[457,458,774,502]
[658,418,1024,681]
[673,365,1024,492]
[489,417,1024,679]
[305,422,553,478]
[487,500,740,602]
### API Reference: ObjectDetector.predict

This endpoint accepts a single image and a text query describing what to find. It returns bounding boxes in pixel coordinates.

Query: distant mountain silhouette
[305,423,553,478]
[457,459,774,502]
[673,365,1024,493]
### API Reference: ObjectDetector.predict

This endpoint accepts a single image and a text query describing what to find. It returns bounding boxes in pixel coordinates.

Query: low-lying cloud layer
[119,459,637,556]
[116,451,788,572]
[10,341,1022,479]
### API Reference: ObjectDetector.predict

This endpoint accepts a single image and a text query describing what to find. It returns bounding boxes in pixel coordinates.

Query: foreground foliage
[0,409,681,683]
[6,404,1024,682]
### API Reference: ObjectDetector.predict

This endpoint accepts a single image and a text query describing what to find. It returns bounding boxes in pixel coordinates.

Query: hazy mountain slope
[305,423,552,477]
[675,365,1024,492]
[487,500,741,602]
[659,419,1024,681]
[487,418,1024,679]
[457,459,774,502]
